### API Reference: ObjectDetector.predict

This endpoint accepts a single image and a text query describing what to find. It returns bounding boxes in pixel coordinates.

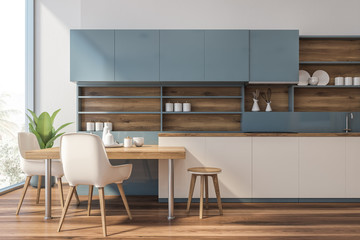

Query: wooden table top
[24,145,186,160]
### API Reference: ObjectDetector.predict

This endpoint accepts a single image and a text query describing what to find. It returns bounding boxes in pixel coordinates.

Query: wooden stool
[186,167,223,219]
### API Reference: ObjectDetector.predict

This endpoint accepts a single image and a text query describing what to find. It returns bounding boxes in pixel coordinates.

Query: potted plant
[26,109,73,187]
[27,109,73,149]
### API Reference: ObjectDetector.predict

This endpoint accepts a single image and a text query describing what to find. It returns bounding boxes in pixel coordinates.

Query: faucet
[345,112,354,133]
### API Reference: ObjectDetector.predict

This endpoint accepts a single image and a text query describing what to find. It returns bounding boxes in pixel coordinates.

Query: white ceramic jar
[174,103,182,112]
[124,136,133,148]
[86,122,95,131]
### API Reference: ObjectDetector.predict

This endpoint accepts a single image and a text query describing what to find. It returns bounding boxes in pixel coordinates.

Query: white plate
[105,143,124,148]
[298,70,310,85]
[313,70,330,85]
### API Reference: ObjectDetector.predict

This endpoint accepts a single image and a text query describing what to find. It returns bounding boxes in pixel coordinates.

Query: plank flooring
[2,184,360,239]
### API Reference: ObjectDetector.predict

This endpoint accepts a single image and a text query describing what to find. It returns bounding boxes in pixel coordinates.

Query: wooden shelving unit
[299,37,360,86]
[294,36,360,112]
[77,85,244,132]
[244,85,291,112]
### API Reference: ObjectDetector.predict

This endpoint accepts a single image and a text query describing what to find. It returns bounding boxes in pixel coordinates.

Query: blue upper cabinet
[160,30,205,82]
[250,30,299,83]
[70,30,115,82]
[205,30,249,82]
[115,30,159,82]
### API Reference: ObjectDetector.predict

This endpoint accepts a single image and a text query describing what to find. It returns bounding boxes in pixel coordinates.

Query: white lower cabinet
[159,136,357,200]
[252,137,299,198]
[346,138,360,198]
[205,138,252,198]
[158,137,206,199]
[299,137,346,198]
[158,137,252,199]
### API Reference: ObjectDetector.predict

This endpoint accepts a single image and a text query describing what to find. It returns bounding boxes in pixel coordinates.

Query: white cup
[104,122,112,131]
[165,103,174,112]
[308,77,319,86]
[183,103,191,112]
[86,122,95,131]
[335,77,344,86]
[133,137,144,147]
[345,77,353,86]
[174,103,182,112]
[354,77,360,86]
[95,122,103,131]
[124,137,132,148]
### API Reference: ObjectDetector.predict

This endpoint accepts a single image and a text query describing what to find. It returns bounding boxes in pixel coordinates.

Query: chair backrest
[60,133,113,186]
[18,132,40,159]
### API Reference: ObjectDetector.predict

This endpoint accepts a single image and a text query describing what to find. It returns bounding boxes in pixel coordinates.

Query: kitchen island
[158,133,360,202]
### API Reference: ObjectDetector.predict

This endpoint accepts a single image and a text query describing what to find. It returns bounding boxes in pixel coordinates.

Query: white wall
[35,0,360,137]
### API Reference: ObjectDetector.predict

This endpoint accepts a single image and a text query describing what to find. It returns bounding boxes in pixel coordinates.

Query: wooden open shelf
[80,87,160,96]
[300,64,360,85]
[244,85,289,112]
[163,114,241,131]
[300,38,360,62]
[294,88,360,112]
[81,98,161,112]
[80,114,161,131]
[163,98,241,112]
[163,87,241,96]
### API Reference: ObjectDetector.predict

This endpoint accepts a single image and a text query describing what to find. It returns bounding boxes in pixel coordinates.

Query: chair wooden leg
[57,178,64,208]
[36,176,42,204]
[199,175,205,219]
[87,185,94,216]
[98,187,107,237]
[16,176,31,215]
[117,183,132,220]
[205,175,209,210]
[212,174,223,215]
[57,186,75,232]
[74,187,80,206]
[186,174,197,213]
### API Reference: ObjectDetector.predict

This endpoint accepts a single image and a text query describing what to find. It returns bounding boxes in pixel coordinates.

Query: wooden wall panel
[80,114,160,131]
[163,114,241,131]
[245,85,289,112]
[163,87,241,96]
[294,88,360,112]
[81,87,160,96]
[81,98,160,112]
[163,98,241,112]
[300,38,360,62]
[300,64,360,85]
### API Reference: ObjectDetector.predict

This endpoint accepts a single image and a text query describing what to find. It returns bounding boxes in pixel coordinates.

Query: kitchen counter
[158,132,360,137]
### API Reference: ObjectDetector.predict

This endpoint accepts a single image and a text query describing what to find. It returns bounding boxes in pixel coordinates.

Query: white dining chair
[16,132,80,215]
[57,133,132,237]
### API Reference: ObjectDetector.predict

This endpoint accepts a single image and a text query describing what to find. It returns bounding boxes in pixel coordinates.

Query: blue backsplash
[242,112,360,133]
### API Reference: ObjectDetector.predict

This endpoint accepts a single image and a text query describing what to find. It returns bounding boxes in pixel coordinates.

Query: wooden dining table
[25,145,186,220]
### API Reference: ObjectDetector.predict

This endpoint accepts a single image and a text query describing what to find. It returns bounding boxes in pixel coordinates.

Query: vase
[265,102,272,112]
[252,99,260,112]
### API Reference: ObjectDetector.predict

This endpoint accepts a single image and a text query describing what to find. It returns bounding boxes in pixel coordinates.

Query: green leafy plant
[26,109,73,149]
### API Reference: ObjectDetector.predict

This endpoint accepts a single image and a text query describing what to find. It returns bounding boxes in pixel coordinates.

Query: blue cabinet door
[115,30,159,82]
[205,30,249,82]
[160,30,204,82]
[70,30,114,82]
[250,30,299,83]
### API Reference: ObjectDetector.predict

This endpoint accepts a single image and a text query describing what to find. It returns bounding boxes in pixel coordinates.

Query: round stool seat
[188,167,221,175]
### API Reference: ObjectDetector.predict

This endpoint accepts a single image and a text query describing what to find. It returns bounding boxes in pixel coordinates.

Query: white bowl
[133,137,144,147]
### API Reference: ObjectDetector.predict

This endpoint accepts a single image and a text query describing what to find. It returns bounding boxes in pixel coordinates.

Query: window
[0,0,33,190]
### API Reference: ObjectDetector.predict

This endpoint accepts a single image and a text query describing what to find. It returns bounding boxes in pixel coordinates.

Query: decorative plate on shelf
[298,70,310,85]
[105,143,124,148]
[313,70,330,85]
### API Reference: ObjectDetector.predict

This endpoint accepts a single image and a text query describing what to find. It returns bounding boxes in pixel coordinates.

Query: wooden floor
[2,185,360,240]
